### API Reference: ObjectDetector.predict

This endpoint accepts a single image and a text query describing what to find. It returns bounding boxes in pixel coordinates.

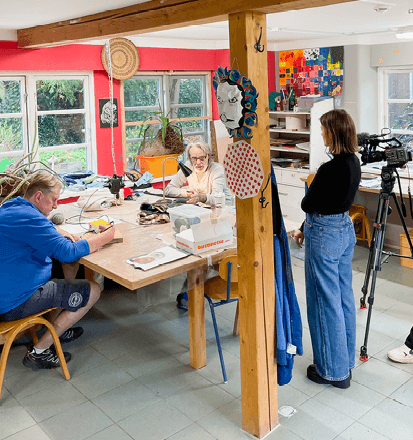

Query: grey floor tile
[356,325,397,357]
[280,398,353,440]
[375,280,413,307]
[91,379,161,422]
[335,422,390,440]
[166,423,216,440]
[18,381,87,422]
[136,362,205,399]
[3,425,51,440]
[368,311,413,341]
[112,345,183,379]
[197,399,261,440]
[118,400,193,440]
[288,355,328,398]
[4,367,66,400]
[0,386,16,406]
[40,402,112,440]
[352,357,412,396]
[66,345,112,377]
[86,424,133,440]
[0,402,36,440]
[2,346,28,380]
[91,330,149,361]
[277,383,309,409]
[217,361,242,398]
[165,377,234,421]
[69,363,134,399]
[389,376,413,408]
[312,380,385,420]
[359,398,413,439]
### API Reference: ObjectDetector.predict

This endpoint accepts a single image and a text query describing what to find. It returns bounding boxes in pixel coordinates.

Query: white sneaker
[387,344,413,364]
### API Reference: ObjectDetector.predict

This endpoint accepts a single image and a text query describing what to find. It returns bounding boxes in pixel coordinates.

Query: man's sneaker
[387,344,413,363]
[23,347,72,371]
[59,327,84,343]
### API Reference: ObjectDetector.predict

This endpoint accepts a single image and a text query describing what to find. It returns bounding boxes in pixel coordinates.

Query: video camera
[359,132,412,168]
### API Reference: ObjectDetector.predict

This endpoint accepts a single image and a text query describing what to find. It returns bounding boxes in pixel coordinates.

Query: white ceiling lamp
[395,27,413,39]
[268,27,342,36]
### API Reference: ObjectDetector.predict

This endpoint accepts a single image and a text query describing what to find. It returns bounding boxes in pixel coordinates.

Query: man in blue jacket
[0,172,115,370]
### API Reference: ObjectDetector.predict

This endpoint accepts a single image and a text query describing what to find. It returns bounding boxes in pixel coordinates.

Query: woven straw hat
[101,38,140,80]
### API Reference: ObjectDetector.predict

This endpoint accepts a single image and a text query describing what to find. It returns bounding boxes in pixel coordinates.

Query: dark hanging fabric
[271,167,303,385]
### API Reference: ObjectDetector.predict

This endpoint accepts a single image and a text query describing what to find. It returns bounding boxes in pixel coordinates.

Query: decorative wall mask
[213,66,258,139]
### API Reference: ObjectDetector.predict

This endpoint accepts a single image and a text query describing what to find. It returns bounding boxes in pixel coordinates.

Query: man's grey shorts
[0,279,91,322]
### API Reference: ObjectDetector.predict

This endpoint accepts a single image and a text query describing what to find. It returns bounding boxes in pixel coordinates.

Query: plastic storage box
[167,204,211,233]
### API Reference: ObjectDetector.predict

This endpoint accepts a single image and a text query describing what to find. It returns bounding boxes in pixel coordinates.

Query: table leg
[187,267,206,369]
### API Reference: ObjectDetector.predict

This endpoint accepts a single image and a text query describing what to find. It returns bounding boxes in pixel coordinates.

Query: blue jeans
[304,212,356,381]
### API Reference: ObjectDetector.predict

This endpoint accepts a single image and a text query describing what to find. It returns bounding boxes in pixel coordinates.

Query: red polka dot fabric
[223,140,264,199]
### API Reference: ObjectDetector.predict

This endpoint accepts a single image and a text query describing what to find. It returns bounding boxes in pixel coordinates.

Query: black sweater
[301,153,361,215]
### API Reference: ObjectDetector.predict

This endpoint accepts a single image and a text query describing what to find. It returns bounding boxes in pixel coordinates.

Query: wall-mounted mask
[213,66,258,139]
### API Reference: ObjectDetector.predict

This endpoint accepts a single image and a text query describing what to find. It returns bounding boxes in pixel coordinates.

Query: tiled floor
[2,244,413,440]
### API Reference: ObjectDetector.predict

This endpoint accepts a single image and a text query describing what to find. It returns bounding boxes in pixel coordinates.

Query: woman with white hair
[165,141,232,206]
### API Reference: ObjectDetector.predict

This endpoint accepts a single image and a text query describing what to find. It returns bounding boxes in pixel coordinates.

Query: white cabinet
[270,98,334,223]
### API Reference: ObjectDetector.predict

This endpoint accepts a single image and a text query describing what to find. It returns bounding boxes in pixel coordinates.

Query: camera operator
[388,327,413,363]
[293,109,361,389]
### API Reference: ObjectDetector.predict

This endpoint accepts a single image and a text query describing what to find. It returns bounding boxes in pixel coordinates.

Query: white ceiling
[1,0,413,50]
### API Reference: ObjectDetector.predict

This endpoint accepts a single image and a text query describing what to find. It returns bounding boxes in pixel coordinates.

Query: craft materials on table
[126,245,189,270]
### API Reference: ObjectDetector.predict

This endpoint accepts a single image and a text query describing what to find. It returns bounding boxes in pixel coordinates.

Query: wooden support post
[228,12,278,438]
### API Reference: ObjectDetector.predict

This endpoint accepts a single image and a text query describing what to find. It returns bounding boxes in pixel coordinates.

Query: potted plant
[136,112,186,179]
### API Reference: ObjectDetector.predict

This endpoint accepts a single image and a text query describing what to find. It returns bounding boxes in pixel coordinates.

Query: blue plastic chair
[204,255,239,383]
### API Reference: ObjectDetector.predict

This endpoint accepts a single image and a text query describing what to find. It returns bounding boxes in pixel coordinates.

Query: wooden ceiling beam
[17,0,356,48]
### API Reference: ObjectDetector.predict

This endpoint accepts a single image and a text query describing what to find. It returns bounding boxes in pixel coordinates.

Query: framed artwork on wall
[279,46,344,101]
[99,98,118,128]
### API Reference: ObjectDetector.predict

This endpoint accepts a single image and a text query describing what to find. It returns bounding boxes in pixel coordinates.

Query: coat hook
[254,27,265,53]
[259,174,271,208]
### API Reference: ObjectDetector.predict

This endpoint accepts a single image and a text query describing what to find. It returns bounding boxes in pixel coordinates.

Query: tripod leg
[360,196,387,309]
[360,196,390,361]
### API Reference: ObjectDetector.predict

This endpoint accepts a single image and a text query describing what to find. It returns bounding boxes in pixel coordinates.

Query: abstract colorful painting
[279,46,343,97]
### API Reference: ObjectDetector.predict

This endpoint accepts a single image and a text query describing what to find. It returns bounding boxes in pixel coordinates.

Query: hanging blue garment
[271,167,303,385]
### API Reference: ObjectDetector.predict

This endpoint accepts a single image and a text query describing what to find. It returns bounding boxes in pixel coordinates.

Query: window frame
[0,72,96,172]
[378,66,413,137]
[121,71,211,171]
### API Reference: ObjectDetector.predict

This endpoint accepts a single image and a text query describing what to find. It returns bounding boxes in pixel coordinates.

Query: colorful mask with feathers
[213,66,258,139]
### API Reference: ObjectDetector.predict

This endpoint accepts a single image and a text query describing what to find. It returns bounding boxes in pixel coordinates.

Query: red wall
[0,41,276,175]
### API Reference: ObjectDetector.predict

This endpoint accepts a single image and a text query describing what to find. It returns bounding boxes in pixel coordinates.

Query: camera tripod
[360,165,413,361]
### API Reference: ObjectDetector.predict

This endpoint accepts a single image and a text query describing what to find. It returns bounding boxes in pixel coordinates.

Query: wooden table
[64,199,299,370]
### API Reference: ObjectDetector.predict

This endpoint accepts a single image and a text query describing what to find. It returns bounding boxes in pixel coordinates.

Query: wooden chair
[204,255,239,383]
[349,204,372,247]
[0,308,70,400]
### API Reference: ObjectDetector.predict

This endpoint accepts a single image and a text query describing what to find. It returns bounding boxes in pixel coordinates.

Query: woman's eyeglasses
[190,155,208,163]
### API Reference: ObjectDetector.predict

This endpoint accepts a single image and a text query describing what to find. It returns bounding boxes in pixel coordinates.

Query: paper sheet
[126,246,189,271]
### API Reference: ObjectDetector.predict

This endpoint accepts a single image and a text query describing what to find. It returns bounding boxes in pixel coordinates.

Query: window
[0,74,94,173]
[123,73,210,170]
[379,68,413,149]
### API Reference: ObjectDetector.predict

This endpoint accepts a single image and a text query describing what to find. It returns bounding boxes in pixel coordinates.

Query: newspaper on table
[126,246,189,271]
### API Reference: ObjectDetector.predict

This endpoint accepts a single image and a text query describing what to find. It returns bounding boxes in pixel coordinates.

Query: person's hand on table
[293,230,304,248]
[186,191,207,204]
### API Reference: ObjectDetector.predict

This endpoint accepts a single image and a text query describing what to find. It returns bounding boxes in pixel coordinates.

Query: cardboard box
[175,216,233,255]
[400,229,413,268]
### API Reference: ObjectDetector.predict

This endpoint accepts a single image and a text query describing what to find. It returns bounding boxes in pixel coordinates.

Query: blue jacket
[271,168,303,385]
[0,197,90,313]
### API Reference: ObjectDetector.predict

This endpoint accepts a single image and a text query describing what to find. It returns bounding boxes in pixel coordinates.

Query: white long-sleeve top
[165,161,232,206]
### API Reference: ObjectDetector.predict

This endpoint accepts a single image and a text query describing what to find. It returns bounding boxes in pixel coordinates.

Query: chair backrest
[307,173,316,188]
[219,255,238,283]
